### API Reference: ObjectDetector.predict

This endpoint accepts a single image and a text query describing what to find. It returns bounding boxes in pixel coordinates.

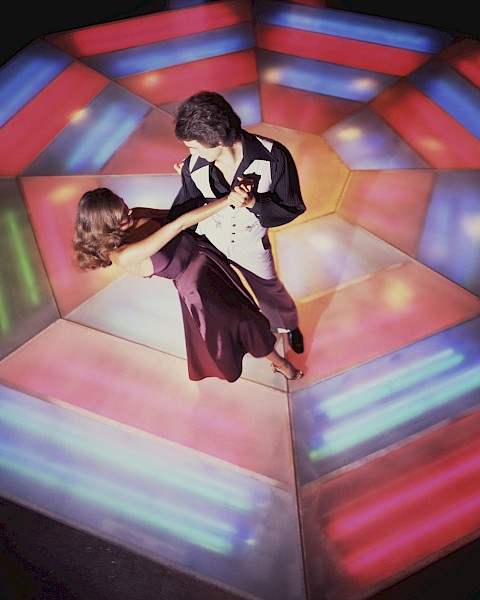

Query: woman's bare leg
[264,349,303,380]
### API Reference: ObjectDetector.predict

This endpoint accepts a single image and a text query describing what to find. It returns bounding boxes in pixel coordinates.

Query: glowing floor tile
[273,213,409,301]
[338,170,433,256]
[300,409,480,600]
[324,108,430,169]
[441,38,480,88]
[260,83,361,134]
[0,40,72,127]
[68,274,187,356]
[370,79,480,169]
[417,170,480,296]
[0,386,304,600]
[0,62,108,177]
[0,179,59,360]
[253,1,454,53]
[409,60,480,139]
[119,50,258,107]
[291,317,480,481]
[100,109,184,174]
[284,261,480,390]
[249,124,348,218]
[0,320,293,485]
[22,84,151,176]
[257,50,397,102]
[81,24,254,79]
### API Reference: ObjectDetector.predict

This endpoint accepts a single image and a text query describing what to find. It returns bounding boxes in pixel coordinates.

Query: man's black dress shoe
[288,327,304,354]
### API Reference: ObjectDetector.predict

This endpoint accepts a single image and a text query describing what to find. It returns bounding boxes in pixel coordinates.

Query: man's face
[183,139,223,162]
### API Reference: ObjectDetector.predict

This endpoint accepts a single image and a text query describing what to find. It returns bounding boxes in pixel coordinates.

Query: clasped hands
[174,161,255,209]
[228,177,255,209]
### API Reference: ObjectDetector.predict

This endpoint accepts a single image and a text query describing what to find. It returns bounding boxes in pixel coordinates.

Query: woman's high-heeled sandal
[271,359,303,380]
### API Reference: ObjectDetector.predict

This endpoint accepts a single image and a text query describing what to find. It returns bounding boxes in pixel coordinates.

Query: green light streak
[0,404,256,512]
[320,349,463,419]
[0,279,10,333]
[6,210,41,306]
[0,452,235,554]
[310,365,480,460]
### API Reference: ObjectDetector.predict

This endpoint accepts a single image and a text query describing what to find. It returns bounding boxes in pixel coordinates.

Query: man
[168,91,306,353]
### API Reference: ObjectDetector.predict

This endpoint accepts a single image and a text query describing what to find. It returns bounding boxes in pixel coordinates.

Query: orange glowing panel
[0,320,294,486]
[255,22,431,76]
[100,110,185,174]
[260,83,361,134]
[45,0,253,58]
[441,38,480,88]
[371,80,480,169]
[119,51,258,106]
[249,123,348,217]
[21,177,123,315]
[285,261,480,390]
[338,170,434,256]
[0,63,107,176]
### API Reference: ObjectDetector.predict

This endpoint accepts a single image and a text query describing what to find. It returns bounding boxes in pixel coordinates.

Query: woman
[73,186,303,383]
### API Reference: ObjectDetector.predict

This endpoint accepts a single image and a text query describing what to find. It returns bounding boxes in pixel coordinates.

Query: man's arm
[168,159,205,222]
[248,142,306,228]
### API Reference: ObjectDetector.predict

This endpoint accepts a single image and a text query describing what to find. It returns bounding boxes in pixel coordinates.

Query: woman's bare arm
[111,182,250,274]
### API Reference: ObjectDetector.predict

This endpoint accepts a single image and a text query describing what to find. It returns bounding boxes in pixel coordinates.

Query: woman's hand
[173,161,184,174]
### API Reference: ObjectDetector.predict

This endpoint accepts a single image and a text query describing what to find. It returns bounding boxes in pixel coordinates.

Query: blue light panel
[82,24,255,79]
[418,171,480,296]
[0,41,72,128]
[22,84,151,176]
[409,60,480,139]
[291,317,480,482]
[256,50,397,102]
[253,0,455,53]
[323,108,429,169]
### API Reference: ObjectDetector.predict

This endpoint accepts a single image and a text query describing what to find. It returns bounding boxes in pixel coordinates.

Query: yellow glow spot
[49,183,80,204]
[422,137,444,151]
[337,127,362,141]
[263,67,282,84]
[143,73,160,87]
[71,108,87,123]
[310,232,337,253]
[463,214,480,241]
[383,278,414,309]
[353,77,377,91]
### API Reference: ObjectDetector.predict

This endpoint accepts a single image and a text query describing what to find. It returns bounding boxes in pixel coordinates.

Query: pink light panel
[260,83,361,134]
[371,80,480,169]
[327,426,480,587]
[45,0,252,58]
[119,50,258,106]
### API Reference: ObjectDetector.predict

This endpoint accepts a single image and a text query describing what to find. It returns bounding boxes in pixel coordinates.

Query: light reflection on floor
[0,2,479,600]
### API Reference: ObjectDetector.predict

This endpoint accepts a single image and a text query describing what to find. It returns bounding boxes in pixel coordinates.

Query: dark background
[1,0,477,67]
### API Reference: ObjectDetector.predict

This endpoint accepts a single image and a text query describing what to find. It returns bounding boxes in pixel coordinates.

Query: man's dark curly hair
[173,91,242,148]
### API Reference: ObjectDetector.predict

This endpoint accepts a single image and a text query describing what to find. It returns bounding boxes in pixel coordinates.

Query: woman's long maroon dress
[143,213,276,382]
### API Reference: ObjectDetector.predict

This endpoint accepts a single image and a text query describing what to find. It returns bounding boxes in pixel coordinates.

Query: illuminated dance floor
[1,1,480,599]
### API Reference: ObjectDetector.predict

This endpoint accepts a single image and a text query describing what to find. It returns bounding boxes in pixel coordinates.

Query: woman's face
[183,139,223,162]
[118,201,133,231]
